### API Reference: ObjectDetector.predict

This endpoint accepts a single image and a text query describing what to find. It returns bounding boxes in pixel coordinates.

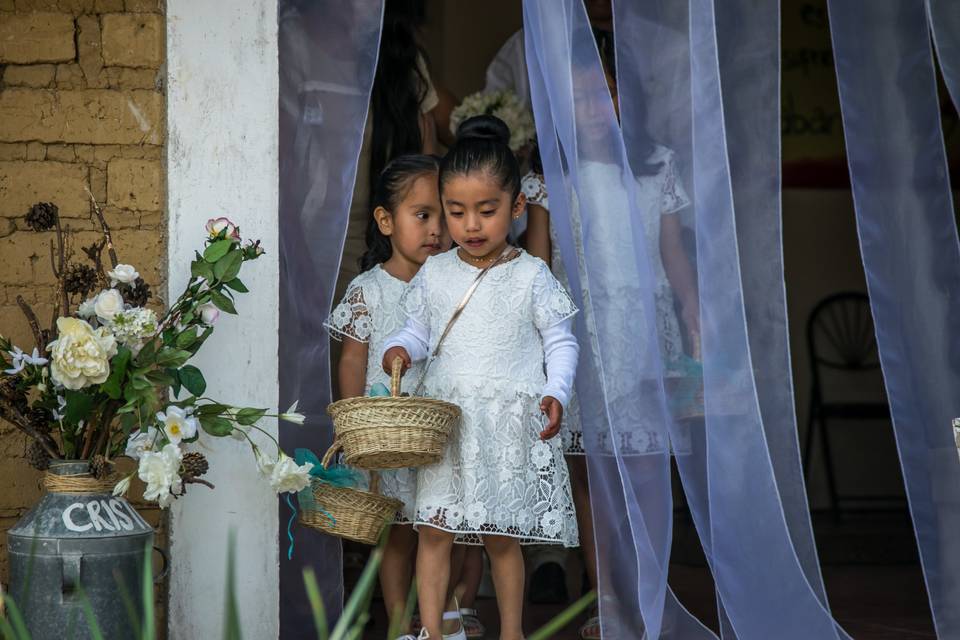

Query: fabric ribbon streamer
[285,448,361,559]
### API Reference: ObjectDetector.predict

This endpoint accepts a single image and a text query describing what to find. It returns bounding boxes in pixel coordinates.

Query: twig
[92,400,119,458]
[183,477,215,490]
[85,189,118,268]
[53,216,68,318]
[15,296,45,355]
[0,401,60,459]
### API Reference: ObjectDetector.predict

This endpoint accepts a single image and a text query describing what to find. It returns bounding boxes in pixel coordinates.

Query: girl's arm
[337,337,368,399]
[539,318,578,440]
[382,317,430,375]
[659,215,700,348]
[525,202,552,264]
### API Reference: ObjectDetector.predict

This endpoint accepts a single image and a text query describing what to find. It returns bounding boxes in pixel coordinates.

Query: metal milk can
[7,461,161,639]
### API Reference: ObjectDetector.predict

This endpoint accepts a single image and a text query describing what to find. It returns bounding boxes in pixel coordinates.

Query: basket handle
[320,441,342,469]
[390,357,404,397]
[369,471,380,495]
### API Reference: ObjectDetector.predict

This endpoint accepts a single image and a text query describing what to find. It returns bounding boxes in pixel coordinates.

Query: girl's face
[441,172,525,260]
[377,173,449,267]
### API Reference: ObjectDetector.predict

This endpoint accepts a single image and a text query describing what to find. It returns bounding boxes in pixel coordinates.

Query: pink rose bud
[198,302,220,325]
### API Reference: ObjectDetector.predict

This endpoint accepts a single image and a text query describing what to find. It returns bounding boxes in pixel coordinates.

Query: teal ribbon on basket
[285,448,363,559]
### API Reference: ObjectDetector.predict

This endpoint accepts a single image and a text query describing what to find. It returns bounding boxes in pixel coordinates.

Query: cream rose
[94,289,125,322]
[258,452,313,494]
[48,318,118,390]
[107,263,139,285]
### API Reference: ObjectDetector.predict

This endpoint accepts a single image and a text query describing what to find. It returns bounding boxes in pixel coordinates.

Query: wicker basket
[327,358,461,469]
[298,446,403,545]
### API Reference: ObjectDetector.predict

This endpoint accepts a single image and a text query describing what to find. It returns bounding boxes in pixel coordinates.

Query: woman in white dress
[523,54,700,639]
[384,116,579,640]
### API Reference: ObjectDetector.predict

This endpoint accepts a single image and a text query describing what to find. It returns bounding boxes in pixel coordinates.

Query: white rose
[205,217,241,242]
[156,406,198,445]
[258,452,313,494]
[139,444,183,508]
[197,302,220,326]
[107,264,139,286]
[94,289,125,322]
[125,426,160,459]
[48,317,118,390]
[77,296,97,319]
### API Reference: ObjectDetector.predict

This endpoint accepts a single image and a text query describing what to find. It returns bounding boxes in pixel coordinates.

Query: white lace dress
[397,249,580,546]
[521,145,692,455]
[324,265,422,523]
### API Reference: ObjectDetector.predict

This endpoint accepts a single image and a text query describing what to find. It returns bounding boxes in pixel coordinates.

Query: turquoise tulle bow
[285,448,363,560]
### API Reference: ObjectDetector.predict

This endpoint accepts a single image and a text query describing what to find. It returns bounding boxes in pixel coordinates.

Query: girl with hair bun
[383,115,580,640]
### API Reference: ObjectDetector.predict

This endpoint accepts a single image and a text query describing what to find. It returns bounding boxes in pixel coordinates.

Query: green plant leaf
[64,390,95,425]
[145,370,175,387]
[195,403,229,416]
[213,250,243,282]
[130,375,153,391]
[175,330,198,350]
[102,346,132,400]
[203,239,233,263]
[224,278,249,293]
[135,340,158,366]
[234,408,266,426]
[190,259,215,282]
[200,415,233,436]
[178,365,206,396]
[210,290,237,315]
[156,348,192,368]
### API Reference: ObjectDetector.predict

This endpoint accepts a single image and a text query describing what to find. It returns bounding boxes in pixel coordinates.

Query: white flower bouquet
[449,89,536,152]
[0,199,311,507]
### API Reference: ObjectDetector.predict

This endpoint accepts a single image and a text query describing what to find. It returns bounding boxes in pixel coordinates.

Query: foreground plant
[0,199,311,507]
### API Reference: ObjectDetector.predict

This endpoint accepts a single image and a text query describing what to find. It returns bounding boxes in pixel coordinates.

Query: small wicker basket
[298,445,403,545]
[327,357,461,469]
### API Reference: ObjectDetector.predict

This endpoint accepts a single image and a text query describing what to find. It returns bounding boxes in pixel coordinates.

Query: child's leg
[483,534,525,640]
[567,455,598,593]
[417,525,456,639]
[456,546,484,607]
[379,524,417,627]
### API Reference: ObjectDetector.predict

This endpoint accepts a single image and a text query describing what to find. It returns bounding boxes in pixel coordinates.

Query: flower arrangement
[449,89,536,152]
[0,198,312,507]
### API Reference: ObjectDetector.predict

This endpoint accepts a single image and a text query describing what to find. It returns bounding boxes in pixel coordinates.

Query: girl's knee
[419,525,455,547]
[482,534,519,555]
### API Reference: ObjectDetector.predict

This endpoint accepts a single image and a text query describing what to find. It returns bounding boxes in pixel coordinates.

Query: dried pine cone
[0,376,17,400]
[182,451,209,479]
[89,454,112,480]
[64,263,98,296]
[26,406,51,432]
[25,202,58,232]
[26,439,51,471]
[121,277,152,308]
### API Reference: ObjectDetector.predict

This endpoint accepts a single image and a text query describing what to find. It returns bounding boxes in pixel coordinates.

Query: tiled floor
[362,513,934,639]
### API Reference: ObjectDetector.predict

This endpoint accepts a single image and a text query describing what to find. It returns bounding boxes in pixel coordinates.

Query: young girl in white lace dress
[324,155,450,631]
[383,116,579,640]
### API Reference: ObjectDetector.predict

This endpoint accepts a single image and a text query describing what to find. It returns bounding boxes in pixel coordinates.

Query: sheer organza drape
[828,2,960,636]
[524,1,847,636]
[278,0,383,635]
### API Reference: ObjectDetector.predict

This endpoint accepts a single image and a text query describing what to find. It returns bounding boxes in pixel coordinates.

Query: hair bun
[455,115,511,146]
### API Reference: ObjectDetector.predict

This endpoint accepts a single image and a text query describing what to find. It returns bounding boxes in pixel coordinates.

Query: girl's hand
[539,396,563,440]
[382,346,411,376]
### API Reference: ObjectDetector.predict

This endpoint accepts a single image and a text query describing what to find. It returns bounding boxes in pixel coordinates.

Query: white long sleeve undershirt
[383,316,579,408]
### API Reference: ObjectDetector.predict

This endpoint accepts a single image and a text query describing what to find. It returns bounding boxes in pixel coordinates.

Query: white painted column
[166,2,279,638]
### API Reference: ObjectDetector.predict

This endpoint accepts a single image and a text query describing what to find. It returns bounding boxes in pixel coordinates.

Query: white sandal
[459,607,486,639]
[441,608,467,640]
[396,630,431,640]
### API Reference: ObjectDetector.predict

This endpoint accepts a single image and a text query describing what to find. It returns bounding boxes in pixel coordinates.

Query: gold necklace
[458,247,502,265]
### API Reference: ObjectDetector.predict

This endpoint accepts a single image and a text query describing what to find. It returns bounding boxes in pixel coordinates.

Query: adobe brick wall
[0,0,168,627]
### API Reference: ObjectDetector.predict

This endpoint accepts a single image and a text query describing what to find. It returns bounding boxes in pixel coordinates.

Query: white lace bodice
[401,249,577,397]
[325,266,423,395]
